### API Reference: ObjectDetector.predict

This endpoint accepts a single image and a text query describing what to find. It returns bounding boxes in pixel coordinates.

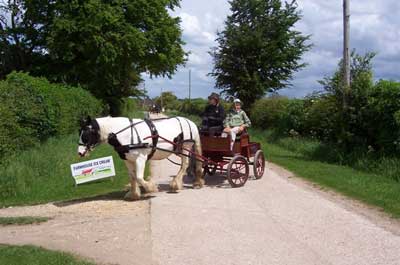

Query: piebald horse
[77,116,204,200]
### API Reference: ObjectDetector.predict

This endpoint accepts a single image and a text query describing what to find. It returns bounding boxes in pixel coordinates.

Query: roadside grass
[0,134,150,207]
[0,244,94,265]
[252,130,400,218]
[0,216,50,226]
[265,131,400,182]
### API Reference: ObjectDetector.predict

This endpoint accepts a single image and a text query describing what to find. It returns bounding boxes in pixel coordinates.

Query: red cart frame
[144,128,265,188]
[200,132,265,187]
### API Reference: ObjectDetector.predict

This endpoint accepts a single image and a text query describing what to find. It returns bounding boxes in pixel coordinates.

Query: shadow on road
[53,189,155,207]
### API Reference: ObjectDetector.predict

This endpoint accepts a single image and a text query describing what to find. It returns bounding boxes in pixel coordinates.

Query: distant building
[138,96,155,110]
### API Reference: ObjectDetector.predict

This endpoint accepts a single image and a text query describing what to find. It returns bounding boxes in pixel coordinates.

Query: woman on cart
[223,98,251,150]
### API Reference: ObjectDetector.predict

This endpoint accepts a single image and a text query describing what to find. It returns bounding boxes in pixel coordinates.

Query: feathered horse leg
[124,161,141,200]
[170,142,192,192]
[135,153,158,194]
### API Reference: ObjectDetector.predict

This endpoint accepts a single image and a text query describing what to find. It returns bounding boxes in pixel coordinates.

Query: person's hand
[224,127,231,133]
[239,125,245,132]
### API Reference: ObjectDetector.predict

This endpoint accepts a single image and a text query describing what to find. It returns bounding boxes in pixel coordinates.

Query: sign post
[70,156,116,186]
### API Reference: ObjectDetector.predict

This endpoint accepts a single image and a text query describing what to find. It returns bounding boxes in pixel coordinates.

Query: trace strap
[107,118,158,160]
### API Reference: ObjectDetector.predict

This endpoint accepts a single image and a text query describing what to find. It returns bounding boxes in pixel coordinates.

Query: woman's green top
[223,109,251,128]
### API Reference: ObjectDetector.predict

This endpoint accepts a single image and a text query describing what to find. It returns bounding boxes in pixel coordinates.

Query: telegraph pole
[343,0,350,107]
[160,87,163,111]
[142,82,146,109]
[189,69,192,102]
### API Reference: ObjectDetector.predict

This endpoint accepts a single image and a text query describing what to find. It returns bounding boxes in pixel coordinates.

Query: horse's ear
[86,116,92,123]
[79,118,86,127]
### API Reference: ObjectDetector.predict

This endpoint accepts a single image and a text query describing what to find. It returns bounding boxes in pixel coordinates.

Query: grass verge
[0,216,50,226]
[252,130,400,218]
[0,244,94,265]
[0,134,150,207]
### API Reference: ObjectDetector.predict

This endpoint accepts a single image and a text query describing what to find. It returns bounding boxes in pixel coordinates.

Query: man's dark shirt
[202,104,225,127]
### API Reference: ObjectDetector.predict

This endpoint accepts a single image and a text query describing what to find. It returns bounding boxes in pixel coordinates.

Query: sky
[143,0,400,99]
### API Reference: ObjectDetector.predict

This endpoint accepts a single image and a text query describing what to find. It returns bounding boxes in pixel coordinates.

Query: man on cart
[200,92,225,136]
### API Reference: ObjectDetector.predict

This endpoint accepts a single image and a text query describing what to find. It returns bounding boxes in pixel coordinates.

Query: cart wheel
[253,150,265,179]
[227,155,249,188]
[204,164,218,176]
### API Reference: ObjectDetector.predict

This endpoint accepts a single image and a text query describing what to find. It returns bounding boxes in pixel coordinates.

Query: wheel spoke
[227,156,249,187]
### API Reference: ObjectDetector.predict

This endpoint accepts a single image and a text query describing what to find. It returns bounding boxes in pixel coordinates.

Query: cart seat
[200,126,223,137]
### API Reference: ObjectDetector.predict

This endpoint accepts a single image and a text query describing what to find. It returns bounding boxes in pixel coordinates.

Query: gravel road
[1,118,400,264]
[149,156,400,265]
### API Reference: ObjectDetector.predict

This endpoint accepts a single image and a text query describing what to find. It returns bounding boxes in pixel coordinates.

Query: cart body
[200,132,265,187]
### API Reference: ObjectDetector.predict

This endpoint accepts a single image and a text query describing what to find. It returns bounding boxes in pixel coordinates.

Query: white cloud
[179,12,202,36]
[178,12,217,46]
[144,0,400,99]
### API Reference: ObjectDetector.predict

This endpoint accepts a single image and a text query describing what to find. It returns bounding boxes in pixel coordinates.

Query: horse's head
[78,116,100,157]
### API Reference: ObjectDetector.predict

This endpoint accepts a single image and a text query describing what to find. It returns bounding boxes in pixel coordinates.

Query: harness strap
[115,120,144,135]
[175,117,184,136]
[130,119,141,145]
[108,117,196,161]
[184,118,193,140]
[144,118,159,160]
[108,118,145,160]
[130,119,134,145]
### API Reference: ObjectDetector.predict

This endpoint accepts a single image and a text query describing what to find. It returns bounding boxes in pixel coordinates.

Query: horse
[77,116,204,200]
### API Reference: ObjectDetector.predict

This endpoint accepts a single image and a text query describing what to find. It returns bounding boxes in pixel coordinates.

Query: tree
[0,0,55,79]
[210,0,311,107]
[317,51,376,149]
[154,91,178,110]
[0,0,186,115]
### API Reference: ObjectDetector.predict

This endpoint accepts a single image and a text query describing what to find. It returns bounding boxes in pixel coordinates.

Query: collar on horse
[107,118,159,160]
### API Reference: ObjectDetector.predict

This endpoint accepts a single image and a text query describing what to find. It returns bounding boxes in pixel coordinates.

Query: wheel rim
[256,154,265,177]
[228,156,249,187]
[254,151,265,179]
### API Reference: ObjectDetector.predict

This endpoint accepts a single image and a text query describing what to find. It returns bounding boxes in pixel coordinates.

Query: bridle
[78,120,100,156]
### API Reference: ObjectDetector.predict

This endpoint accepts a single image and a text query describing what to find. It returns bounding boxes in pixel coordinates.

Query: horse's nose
[78,146,87,157]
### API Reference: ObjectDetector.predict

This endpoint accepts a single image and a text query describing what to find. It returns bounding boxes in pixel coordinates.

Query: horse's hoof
[169,180,182,192]
[193,178,205,189]
[193,184,202,189]
[124,191,141,201]
[146,180,159,193]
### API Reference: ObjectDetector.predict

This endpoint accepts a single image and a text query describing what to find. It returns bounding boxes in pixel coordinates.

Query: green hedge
[250,80,400,154]
[0,72,103,158]
[177,98,234,117]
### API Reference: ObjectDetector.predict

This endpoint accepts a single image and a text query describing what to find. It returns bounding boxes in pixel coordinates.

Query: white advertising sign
[70,156,115,185]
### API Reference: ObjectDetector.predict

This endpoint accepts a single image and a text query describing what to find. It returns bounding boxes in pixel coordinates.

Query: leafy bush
[303,95,340,141]
[178,98,208,115]
[154,91,178,111]
[120,97,144,118]
[250,96,289,129]
[365,80,400,152]
[280,99,307,134]
[0,72,103,158]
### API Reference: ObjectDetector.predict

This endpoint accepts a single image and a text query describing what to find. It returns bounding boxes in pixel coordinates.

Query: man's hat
[233,98,242,104]
[208,92,220,101]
